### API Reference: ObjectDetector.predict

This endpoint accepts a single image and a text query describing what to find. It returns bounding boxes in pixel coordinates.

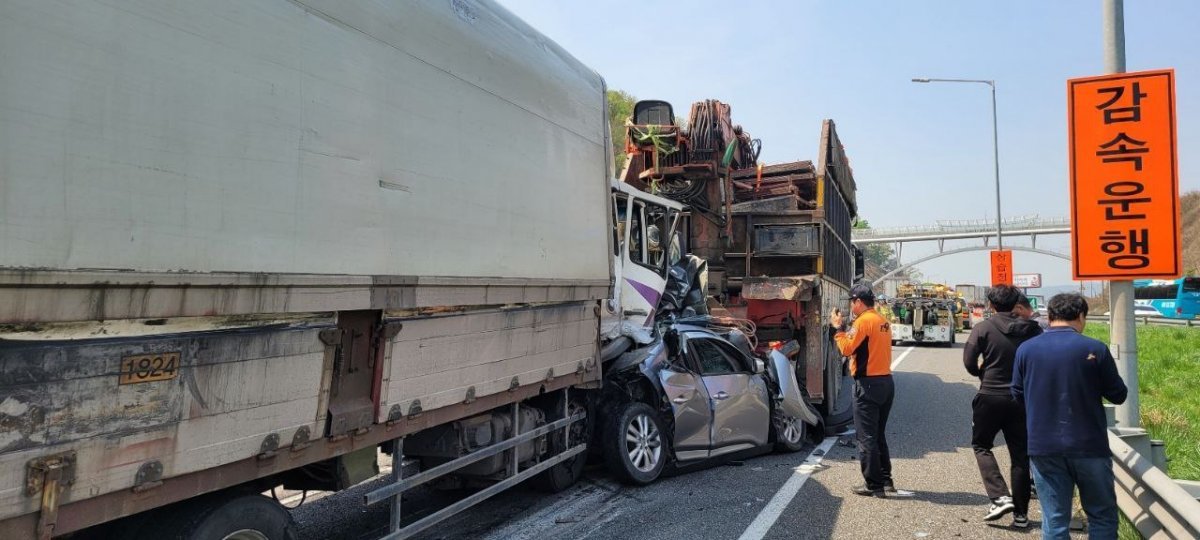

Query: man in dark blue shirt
[1012,293,1128,540]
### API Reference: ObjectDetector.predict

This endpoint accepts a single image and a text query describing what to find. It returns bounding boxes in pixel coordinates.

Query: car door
[687,336,770,453]
[657,351,712,461]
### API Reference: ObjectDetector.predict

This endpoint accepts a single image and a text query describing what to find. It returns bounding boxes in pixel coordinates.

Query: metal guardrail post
[1150,440,1168,471]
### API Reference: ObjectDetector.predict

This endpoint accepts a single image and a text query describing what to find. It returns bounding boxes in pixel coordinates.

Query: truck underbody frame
[365,388,585,540]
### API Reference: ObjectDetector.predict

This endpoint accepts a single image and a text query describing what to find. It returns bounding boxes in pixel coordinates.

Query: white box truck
[0,2,680,538]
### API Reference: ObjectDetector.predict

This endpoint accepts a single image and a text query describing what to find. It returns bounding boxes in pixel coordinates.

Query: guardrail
[1109,431,1200,538]
[1086,315,1199,328]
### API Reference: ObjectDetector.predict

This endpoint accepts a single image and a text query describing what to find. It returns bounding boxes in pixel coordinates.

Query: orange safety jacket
[834,308,893,378]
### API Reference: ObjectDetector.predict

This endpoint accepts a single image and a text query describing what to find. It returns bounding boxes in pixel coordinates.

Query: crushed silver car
[597,322,823,485]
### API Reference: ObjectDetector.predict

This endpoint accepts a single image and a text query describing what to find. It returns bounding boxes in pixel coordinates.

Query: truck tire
[136,493,297,540]
[531,398,592,493]
[817,350,854,431]
[603,401,666,485]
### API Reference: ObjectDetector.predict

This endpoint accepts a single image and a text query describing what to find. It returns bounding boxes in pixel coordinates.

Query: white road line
[737,435,838,540]
[891,346,916,370]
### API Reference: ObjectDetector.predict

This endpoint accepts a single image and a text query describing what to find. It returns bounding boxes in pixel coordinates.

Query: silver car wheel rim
[780,415,803,444]
[625,413,662,472]
[222,530,269,540]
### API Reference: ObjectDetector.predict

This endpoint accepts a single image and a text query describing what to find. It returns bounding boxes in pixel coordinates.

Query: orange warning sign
[991,250,1013,287]
[1068,69,1180,280]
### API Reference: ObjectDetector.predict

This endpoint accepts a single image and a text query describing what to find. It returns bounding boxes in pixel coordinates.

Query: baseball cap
[848,283,875,303]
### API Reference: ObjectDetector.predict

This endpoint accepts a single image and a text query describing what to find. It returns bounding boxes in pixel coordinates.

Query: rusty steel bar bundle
[684,100,759,170]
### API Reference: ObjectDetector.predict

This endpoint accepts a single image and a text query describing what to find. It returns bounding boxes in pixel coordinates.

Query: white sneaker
[984,496,1015,521]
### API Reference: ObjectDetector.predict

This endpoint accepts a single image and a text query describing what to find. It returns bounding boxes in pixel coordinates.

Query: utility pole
[1103,0,1139,429]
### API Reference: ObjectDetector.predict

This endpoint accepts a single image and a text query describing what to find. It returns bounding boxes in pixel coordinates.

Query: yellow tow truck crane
[885,282,960,347]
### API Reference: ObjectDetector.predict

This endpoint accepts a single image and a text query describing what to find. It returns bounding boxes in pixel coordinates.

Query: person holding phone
[831,283,897,498]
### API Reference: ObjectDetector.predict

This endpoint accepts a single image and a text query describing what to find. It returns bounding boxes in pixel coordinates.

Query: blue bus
[1133,278,1200,319]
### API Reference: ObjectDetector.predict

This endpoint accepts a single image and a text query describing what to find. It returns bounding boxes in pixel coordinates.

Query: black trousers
[853,375,895,490]
[971,393,1030,515]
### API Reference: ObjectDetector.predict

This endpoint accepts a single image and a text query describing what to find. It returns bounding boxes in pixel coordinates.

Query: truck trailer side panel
[0,324,327,523]
[0,0,610,282]
[0,301,600,527]
[379,303,599,422]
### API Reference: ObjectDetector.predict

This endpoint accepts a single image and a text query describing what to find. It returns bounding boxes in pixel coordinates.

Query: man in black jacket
[963,285,1043,527]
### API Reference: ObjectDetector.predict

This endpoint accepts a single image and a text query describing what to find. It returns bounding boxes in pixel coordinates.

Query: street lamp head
[911,78,931,83]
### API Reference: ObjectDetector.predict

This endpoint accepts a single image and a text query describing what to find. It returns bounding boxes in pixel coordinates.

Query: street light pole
[912,77,1003,250]
[989,83,1002,251]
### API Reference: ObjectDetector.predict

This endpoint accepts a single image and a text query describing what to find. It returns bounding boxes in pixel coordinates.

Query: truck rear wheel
[817,350,854,430]
[531,397,591,493]
[131,493,297,540]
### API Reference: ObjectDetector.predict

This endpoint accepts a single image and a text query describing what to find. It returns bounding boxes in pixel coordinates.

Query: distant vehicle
[887,283,957,346]
[1133,278,1200,319]
[1133,305,1164,317]
[955,284,990,329]
[1103,305,1165,317]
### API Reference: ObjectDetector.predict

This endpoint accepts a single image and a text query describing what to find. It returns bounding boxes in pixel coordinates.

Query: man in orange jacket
[832,283,896,498]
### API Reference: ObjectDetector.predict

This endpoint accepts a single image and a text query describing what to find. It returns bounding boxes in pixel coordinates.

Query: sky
[496,0,1198,290]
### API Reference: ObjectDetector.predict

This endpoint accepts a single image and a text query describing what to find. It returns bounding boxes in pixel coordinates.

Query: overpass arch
[871,246,1071,286]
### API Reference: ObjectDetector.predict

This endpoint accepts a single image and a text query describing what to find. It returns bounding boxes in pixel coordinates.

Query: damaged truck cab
[602,181,685,348]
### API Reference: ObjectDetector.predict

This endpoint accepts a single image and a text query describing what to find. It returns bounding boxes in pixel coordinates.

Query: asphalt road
[290,336,1084,539]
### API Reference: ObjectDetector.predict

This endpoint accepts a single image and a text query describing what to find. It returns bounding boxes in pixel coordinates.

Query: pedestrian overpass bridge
[849,216,1072,284]
[850,215,1071,248]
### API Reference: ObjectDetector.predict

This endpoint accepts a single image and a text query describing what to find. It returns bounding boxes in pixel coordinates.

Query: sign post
[990,250,1013,286]
[1067,63,1180,429]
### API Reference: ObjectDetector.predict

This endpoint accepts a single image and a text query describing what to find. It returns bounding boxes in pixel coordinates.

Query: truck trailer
[955,283,992,329]
[0,1,676,538]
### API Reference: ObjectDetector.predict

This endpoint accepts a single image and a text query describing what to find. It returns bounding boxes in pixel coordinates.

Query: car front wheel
[603,401,666,485]
[771,407,806,453]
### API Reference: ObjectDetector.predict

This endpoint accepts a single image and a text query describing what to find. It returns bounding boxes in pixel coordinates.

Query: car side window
[688,338,739,376]
[712,340,755,373]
